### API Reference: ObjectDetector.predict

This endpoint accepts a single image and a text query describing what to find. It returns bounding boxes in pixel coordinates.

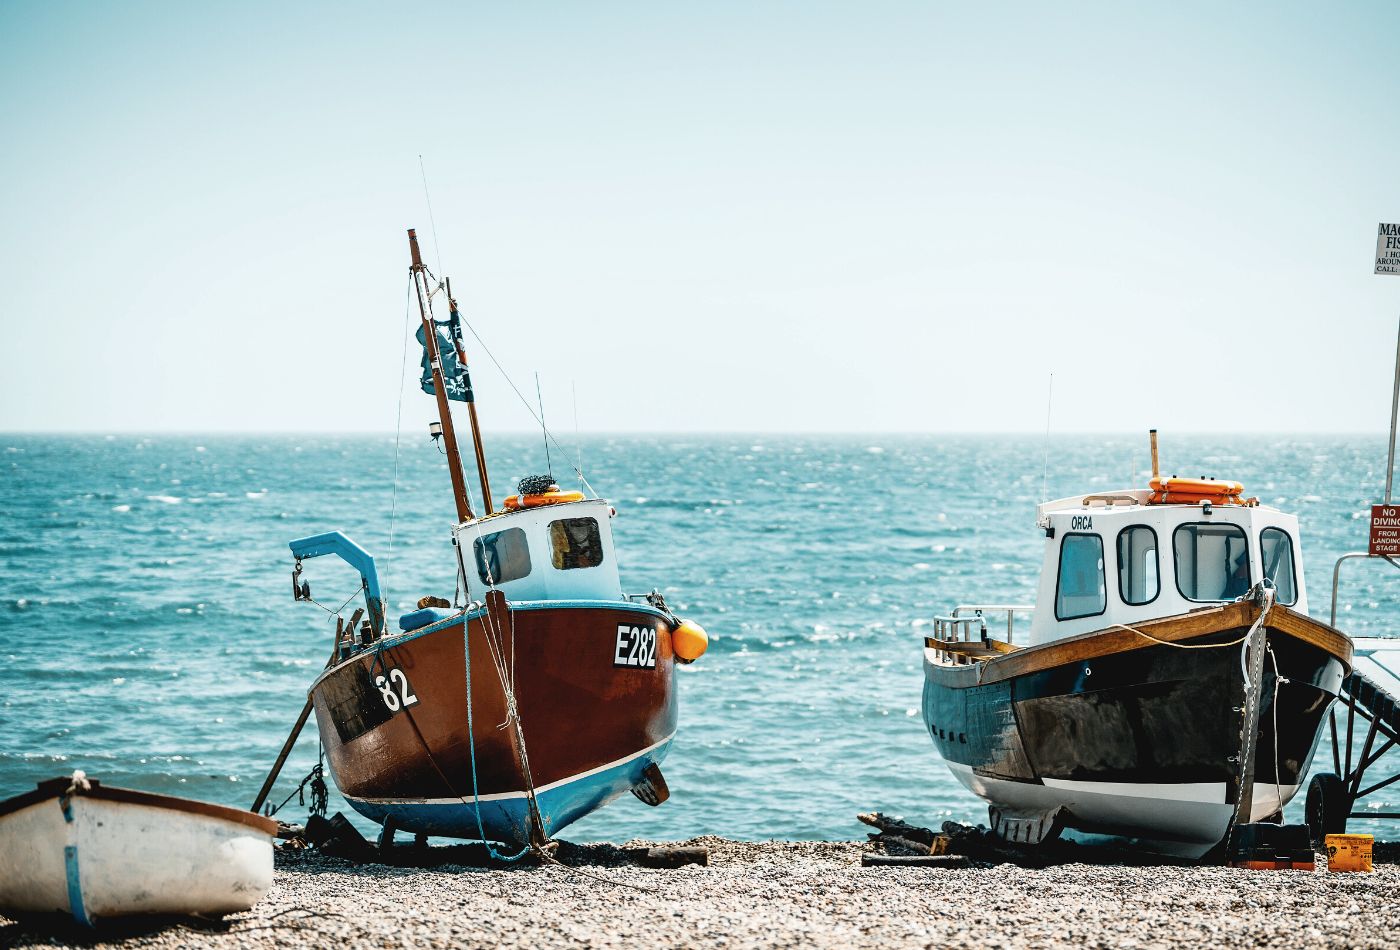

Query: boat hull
[921,603,1350,856]
[0,778,276,924]
[311,598,678,844]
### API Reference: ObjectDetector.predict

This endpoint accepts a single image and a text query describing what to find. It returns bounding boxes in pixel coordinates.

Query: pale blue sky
[2,2,1398,433]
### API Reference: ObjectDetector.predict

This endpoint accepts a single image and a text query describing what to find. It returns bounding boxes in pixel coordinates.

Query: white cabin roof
[1023,490,1307,647]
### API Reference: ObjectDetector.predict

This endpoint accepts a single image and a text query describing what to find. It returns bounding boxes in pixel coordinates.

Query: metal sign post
[1332,224,1400,624]
[1378,225,1400,506]
[1378,223,1400,503]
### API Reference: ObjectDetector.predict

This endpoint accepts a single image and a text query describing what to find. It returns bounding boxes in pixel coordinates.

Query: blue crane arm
[288,531,385,633]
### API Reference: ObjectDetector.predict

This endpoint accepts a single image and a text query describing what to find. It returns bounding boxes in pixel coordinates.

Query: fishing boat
[266,230,708,851]
[921,432,1352,857]
[0,772,276,924]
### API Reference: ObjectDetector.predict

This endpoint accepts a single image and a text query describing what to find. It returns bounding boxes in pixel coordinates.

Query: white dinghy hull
[0,774,277,925]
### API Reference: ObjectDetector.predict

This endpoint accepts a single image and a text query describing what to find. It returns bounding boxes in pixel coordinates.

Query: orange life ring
[1148,475,1244,505]
[503,490,586,511]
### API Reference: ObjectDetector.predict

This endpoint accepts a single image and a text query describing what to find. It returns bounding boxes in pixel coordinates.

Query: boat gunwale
[923,601,1353,689]
[0,777,279,834]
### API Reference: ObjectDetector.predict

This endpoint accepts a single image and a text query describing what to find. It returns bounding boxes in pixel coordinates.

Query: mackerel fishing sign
[1377,222,1400,276]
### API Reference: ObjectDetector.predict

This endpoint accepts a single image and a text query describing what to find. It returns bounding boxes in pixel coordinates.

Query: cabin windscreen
[1116,525,1160,606]
[549,517,604,570]
[1173,523,1250,601]
[475,526,532,584]
[1055,533,1106,620]
[1259,527,1298,606]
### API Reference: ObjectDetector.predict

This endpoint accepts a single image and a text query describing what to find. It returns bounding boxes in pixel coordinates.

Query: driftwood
[858,813,1205,868]
[857,812,941,847]
[861,853,971,868]
[632,846,709,868]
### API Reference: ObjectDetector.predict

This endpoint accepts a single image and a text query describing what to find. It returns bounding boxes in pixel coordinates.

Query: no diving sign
[1378,223,1400,275]
[1371,505,1400,556]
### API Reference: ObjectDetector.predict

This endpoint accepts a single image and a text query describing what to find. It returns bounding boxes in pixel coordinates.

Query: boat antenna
[572,380,584,493]
[536,372,553,480]
[1041,372,1054,502]
[408,228,474,523]
[418,155,444,276]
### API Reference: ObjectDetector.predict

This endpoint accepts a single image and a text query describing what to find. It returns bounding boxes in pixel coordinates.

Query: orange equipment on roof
[1147,475,1246,506]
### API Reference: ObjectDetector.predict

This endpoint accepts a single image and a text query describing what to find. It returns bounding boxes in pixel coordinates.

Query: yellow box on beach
[1324,834,1373,873]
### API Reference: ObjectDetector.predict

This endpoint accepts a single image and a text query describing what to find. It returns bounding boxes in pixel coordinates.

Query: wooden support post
[250,699,314,814]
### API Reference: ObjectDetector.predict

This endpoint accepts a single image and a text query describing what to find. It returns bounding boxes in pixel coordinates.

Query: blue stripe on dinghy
[64,845,92,927]
[345,739,671,844]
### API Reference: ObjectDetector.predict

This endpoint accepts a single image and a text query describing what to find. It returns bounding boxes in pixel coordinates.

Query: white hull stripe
[1041,778,1227,804]
[345,732,676,805]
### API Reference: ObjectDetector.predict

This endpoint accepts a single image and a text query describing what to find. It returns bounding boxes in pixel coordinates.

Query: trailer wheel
[1305,772,1349,846]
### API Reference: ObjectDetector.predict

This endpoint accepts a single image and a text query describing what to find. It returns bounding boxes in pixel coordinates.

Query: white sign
[1378,223,1400,275]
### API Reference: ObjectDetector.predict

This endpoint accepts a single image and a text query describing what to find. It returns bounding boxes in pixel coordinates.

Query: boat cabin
[451,498,623,604]
[1024,487,1306,647]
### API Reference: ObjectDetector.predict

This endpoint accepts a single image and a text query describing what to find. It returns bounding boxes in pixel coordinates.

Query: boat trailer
[1304,554,1400,842]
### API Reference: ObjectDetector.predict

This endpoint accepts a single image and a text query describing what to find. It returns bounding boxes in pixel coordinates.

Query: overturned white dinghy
[0,772,277,925]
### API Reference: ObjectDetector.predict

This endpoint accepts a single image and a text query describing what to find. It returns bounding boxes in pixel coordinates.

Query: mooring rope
[1108,586,1275,650]
[1266,643,1290,817]
[461,616,532,863]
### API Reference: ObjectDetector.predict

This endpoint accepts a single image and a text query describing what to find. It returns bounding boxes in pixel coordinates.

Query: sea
[2,433,1398,843]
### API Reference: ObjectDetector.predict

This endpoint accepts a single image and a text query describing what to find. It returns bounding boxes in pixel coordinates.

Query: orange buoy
[1147,475,1245,506]
[672,619,709,662]
[502,489,586,511]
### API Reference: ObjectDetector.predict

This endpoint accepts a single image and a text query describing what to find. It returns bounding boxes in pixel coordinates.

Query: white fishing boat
[920,433,1353,857]
[0,772,277,925]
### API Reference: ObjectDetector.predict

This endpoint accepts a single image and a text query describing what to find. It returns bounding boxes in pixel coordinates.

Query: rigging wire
[1041,372,1054,503]
[456,316,598,497]
[384,275,415,613]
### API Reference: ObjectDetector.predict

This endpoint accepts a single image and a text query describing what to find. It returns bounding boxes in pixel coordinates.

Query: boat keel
[989,804,1065,845]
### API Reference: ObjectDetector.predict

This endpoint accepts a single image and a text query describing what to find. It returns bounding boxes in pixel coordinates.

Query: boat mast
[446,277,495,515]
[408,228,474,523]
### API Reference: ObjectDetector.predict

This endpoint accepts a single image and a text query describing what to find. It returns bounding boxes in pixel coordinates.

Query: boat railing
[937,604,1035,643]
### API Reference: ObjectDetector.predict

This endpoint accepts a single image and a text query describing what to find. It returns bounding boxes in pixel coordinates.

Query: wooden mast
[408,229,473,523]
[446,278,494,515]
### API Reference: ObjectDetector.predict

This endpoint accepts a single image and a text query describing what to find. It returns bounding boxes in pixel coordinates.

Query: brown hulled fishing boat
[265,230,708,849]
[921,432,1352,857]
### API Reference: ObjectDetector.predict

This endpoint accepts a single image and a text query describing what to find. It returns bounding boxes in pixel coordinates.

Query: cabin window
[1116,525,1159,606]
[1055,533,1106,620]
[474,527,532,585]
[549,517,604,570]
[1173,523,1250,602]
[1259,527,1298,606]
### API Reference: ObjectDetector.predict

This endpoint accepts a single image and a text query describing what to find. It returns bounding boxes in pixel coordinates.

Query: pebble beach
[3,839,1397,950]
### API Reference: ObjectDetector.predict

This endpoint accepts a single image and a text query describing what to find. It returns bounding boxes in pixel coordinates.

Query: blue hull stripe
[64,845,91,927]
[346,740,671,843]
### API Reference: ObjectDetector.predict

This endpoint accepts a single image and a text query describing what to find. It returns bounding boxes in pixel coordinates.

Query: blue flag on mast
[417,312,473,402]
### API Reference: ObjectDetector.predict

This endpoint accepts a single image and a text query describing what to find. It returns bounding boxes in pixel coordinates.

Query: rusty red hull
[309,599,677,843]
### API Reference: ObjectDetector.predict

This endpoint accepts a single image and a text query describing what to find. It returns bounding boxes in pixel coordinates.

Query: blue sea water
[2,433,1398,843]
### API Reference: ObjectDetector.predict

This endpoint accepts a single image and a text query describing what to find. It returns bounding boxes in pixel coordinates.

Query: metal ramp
[1306,637,1400,841]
